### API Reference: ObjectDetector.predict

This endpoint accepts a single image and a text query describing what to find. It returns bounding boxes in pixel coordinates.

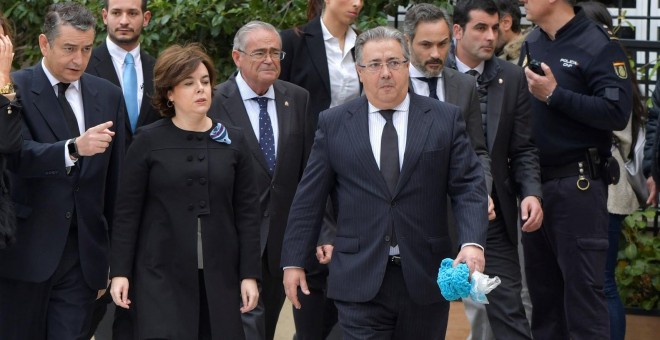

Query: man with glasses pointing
[209,20,314,340]
[281,26,488,339]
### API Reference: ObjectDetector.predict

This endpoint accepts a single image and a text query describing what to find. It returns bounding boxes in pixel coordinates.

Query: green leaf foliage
[2,0,438,79]
[616,206,660,310]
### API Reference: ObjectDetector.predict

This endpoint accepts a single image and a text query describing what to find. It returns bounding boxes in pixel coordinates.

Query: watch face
[68,140,78,156]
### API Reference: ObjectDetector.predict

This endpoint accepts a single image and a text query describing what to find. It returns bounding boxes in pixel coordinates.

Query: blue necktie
[123,53,138,132]
[253,97,276,175]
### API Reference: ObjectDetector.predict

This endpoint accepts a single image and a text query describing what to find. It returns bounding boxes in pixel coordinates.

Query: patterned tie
[380,109,399,247]
[123,53,139,132]
[416,77,439,100]
[253,97,276,176]
[57,83,80,138]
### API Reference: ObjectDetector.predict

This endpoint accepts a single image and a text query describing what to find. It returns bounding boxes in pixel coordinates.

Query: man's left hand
[525,62,557,103]
[453,245,485,275]
[520,196,543,232]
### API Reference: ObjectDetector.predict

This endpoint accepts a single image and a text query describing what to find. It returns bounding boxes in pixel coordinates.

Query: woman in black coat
[0,14,21,249]
[109,44,261,339]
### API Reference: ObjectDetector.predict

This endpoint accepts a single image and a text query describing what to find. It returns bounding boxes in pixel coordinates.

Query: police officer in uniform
[520,0,633,339]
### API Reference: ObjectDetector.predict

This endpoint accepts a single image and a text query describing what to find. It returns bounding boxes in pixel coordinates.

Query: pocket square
[210,122,231,145]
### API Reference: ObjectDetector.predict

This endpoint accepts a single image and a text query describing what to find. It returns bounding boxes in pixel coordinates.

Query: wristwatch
[67,138,80,159]
[0,83,14,94]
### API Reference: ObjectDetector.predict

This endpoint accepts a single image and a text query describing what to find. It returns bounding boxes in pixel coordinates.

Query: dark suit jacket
[86,42,160,141]
[281,94,488,305]
[410,67,493,192]
[0,63,126,289]
[109,119,260,339]
[209,77,314,277]
[0,95,21,154]
[481,58,542,244]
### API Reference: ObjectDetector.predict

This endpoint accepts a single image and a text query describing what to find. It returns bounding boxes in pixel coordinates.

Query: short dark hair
[403,3,452,42]
[43,3,96,44]
[494,0,521,33]
[152,44,217,118]
[103,0,148,12]
[453,0,499,28]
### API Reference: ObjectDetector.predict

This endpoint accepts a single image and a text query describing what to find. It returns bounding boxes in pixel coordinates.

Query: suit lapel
[305,18,331,97]
[343,99,390,198]
[92,44,121,86]
[221,80,271,175]
[442,68,459,104]
[485,74,503,152]
[273,81,290,178]
[31,65,72,141]
[137,51,155,127]
[398,95,432,195]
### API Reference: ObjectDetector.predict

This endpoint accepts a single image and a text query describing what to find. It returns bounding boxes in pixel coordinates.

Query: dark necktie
[57,83,80,138]
[380,109,399,247]
[416,77,439,100]
[465,69,489,140]
[252,97,276,176]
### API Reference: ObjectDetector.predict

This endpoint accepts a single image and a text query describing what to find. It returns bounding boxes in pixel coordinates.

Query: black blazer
[482,57,542,244]
[86,42,161,141]
[0,63,126,289]
[209,77,314,277]
[281,94,488,305]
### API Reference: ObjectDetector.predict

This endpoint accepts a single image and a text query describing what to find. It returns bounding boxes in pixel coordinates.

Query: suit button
[385,235,391,242]
[198,154,205,161]
[199,201,206,208]
[188,204,194,211]
[263,212,269,217]
[187,178,193,186]
[187,134,194,141]
[65,211,72,219]
[199,178,207,185]
[187,155,193,162]
[74,186,79,192]
[271,184,276,190]
[391,201,397,207]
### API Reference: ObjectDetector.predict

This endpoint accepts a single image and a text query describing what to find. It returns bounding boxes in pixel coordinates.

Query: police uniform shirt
[522,8,633,167]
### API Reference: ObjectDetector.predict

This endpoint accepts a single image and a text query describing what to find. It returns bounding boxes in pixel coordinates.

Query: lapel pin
[498,78,503,84]
[285,101,289,107]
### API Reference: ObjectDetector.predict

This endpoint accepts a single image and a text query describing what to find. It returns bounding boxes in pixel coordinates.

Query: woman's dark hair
[0,12,14,39]
[307,0,324,21]
[152,43,217,118]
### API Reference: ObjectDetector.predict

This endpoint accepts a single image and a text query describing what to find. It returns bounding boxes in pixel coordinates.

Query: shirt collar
[235,71,275,100]
[106,36,141,65]
[454,56,485,75]
[41,59,80,91]
[368,94,410,114]
[320,17,357,47]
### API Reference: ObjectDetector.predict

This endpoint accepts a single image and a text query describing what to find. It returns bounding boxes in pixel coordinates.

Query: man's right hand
[76,121,115,157]
[110,276,131,309]
[283,268,309,309]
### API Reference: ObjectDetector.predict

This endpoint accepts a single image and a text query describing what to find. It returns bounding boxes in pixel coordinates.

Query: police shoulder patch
[613,61,628,79]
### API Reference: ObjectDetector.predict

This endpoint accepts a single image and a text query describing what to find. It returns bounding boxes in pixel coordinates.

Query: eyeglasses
[357,59,409,73]
[237,49,286,61]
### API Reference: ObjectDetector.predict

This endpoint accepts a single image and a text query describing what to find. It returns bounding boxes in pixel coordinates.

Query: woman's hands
[110,277,132,309]
[240,278,259,313]
[0,34,13,87]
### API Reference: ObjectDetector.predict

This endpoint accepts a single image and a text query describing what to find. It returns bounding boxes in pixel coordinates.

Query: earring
[167,100,173,108]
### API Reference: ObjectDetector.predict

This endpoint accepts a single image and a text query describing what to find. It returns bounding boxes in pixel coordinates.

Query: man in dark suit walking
[447,0,544,339]
[84,1,156,338]
[209,21,314,340]
[282,26,488,339]
[0,3,125,339]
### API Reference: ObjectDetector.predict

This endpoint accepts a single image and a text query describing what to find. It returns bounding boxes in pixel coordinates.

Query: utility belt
[541,148,619,190]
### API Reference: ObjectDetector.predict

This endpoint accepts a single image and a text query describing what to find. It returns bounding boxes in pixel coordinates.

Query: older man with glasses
[209,20,314,340]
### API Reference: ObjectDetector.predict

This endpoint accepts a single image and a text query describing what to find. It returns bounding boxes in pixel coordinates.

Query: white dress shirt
[454,57,485,76]
[236,72,280,153]
[106,37,145,111]
[409,66,445,101]
[321,18,360,108]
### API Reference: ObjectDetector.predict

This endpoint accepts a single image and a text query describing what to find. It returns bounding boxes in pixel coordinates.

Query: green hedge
[3,0,418,79]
